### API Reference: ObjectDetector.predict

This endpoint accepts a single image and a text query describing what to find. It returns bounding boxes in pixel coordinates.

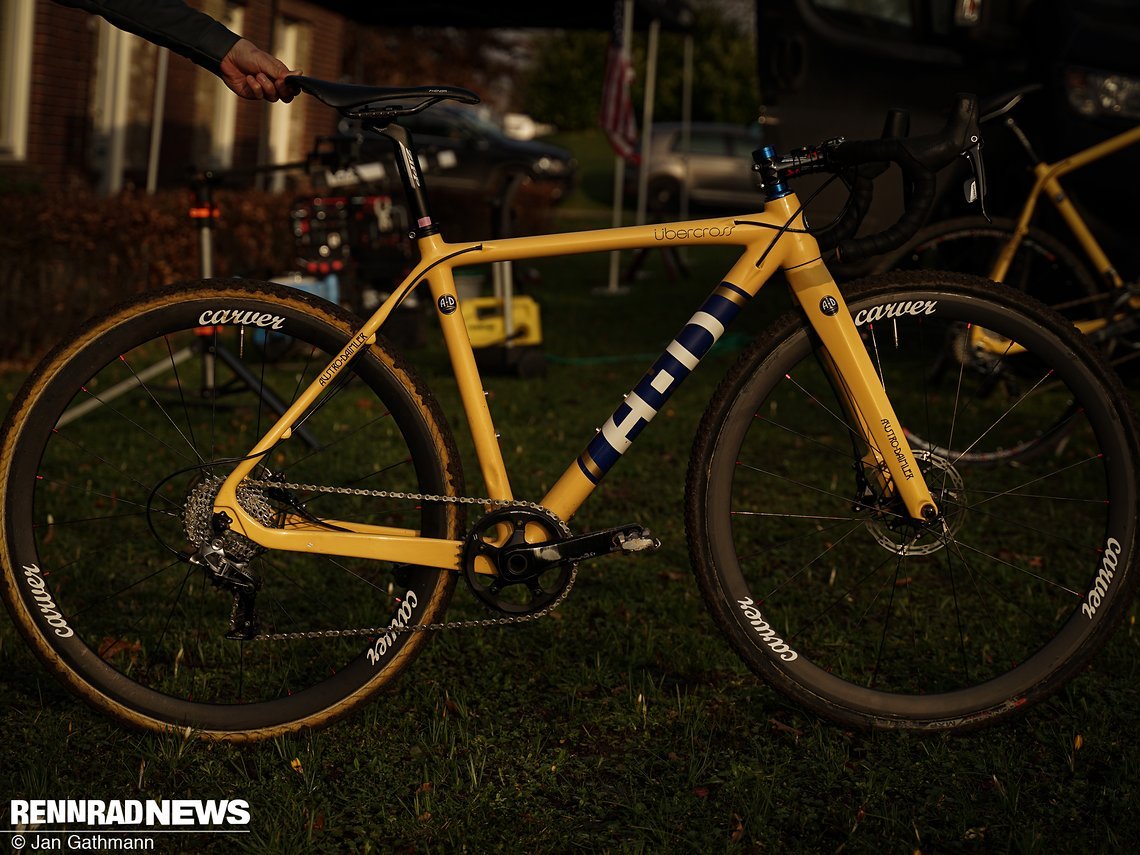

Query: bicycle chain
[241,479,576,642]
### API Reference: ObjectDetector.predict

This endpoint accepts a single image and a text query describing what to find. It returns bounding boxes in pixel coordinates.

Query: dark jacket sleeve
[52,0,241,76]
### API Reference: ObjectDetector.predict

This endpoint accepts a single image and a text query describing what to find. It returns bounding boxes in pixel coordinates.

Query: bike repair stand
[189,171,321,449]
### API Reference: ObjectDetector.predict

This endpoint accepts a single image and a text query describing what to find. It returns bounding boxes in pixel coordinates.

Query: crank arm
[500,523,660,574]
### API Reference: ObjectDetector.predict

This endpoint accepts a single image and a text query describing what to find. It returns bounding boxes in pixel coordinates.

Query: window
[90,19,137,194]
[0,0,35,161]
[267,16,310,190]
[207,1,243,168]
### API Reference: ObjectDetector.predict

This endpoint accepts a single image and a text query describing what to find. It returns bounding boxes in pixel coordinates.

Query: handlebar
[755,94,983,263]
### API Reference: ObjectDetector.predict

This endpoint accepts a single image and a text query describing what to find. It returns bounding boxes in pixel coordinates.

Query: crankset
[462,505,660,615]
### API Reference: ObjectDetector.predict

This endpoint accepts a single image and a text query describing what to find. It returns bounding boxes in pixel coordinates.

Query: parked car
[626,122,776,215]
[340,104,577,203]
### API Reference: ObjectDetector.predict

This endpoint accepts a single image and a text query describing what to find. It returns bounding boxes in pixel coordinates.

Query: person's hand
[218,38,300,102]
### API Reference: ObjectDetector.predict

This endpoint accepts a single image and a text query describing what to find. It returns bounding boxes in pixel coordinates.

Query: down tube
[542,280,753,521]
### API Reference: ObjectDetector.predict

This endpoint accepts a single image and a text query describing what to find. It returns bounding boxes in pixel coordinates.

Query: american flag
[599,1,638,162]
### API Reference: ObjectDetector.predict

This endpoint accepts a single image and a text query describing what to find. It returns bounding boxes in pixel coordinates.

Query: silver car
[628,122,774,214]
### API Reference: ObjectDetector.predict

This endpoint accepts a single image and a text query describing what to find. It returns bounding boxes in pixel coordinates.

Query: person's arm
[53,0,239,76]
[52,0,298,101]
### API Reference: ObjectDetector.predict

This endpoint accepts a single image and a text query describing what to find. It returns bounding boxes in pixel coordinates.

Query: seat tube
[784,259,938,522]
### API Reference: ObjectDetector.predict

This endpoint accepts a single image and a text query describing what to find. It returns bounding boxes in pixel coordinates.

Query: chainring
[462,504,573,615]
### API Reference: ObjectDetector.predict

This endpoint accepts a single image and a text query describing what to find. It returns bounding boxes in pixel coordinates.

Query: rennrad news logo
[10,798,250,826]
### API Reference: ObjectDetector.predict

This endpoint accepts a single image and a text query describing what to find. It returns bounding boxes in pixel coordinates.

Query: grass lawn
[3,185,1140,853]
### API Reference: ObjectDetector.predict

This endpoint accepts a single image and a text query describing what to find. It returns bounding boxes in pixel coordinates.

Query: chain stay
[242,479,575,641]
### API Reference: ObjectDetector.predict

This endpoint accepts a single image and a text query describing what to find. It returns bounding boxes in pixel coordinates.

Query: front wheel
[0,280,464,740]
[686,272,1139,731]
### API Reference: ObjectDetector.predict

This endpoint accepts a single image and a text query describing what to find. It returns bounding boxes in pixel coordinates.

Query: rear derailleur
[190,517,262,641]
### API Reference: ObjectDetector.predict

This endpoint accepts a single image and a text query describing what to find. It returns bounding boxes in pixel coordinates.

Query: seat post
[378,123,439,238]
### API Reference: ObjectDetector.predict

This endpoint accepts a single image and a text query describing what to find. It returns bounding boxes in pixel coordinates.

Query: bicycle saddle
[980,83,1043,123]
[287,75,479,115]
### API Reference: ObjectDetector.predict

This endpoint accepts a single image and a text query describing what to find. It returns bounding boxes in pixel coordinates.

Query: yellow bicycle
[2,78,1137,739]
[875,84,1140,356]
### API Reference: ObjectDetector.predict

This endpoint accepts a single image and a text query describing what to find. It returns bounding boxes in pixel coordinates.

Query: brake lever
[961,132,990,222]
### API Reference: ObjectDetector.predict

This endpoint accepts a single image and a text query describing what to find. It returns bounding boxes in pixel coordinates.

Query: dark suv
[398,105,577,203]
[319,105,576,240]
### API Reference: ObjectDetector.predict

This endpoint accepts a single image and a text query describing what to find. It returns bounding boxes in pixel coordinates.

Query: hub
[864,450,967,556]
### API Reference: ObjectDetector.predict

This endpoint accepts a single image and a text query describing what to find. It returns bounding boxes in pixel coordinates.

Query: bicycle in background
[874,84,1140,364]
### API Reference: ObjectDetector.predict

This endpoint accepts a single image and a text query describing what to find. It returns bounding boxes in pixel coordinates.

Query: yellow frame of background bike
[212,195,938,571]
[985,124,1140,348]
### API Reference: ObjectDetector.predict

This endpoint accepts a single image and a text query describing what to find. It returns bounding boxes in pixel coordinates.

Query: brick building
[0,0,347,192]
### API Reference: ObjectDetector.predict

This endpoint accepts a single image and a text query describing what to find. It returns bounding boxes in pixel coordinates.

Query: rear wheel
[0,279,464,739]
[687,272,1139,731]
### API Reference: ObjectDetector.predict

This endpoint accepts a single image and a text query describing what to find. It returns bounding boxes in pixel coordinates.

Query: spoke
[969,454,1102,511]
[36,475,178,516]
[780,371,863,444]
[760,517,872,603]
[155,564,196,653]
[732,510,860,522]
[67,381,200,467]
[966,488,1104,505]
[753,413,871,464]
[732,514,867,565]
[119,352,206,464]
[287,411,396,472]
[38,509,175,530]
[944,527,1069,636]
[45,431,183,510]
[68,556,190,619]
[165,337,200,459]
[736,460,909,524]
[945,536,1082,598]
[962,500,1102,555]
[783,546,900,646]
[947,544,970,684]
[950,368,1057,468]
[869,553,903,689]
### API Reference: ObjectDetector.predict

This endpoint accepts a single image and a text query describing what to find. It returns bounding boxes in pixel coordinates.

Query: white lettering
[196,309,286,330]
[853,300,938,327]
[1082,537,1122,619]
[367,591,419,665]
[602,392,658,454]
[9,799,248,828]
[736,597,798,661]
[22,565,74,638]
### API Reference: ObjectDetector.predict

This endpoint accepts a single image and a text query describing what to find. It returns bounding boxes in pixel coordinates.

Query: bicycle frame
[988,123,1140,336]
[211,197,939,573]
